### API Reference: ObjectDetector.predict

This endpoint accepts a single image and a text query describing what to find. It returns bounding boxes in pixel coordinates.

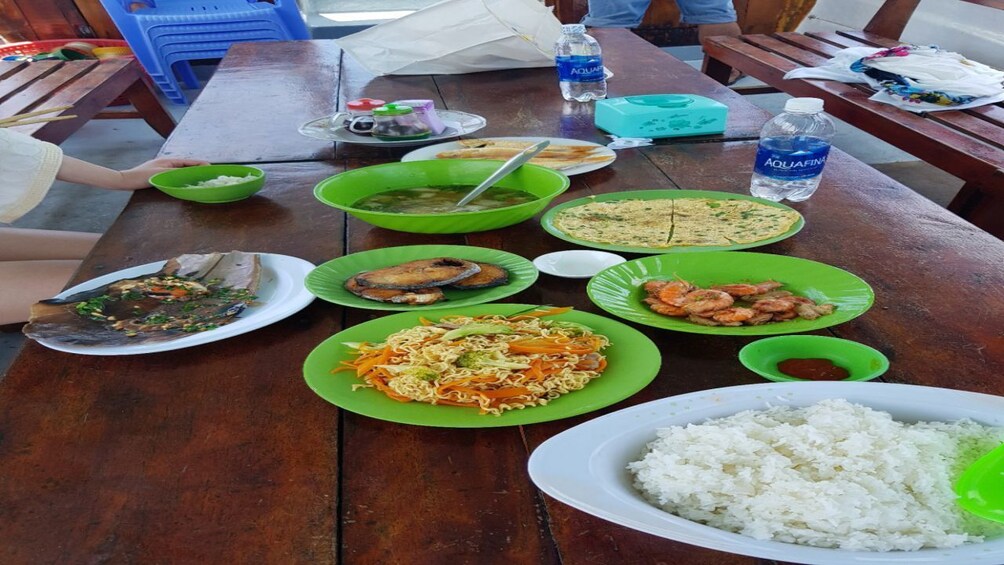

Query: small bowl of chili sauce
[738,335,889,383]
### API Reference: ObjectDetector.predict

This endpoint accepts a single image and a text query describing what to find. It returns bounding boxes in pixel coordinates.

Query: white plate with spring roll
[401,137,617,175]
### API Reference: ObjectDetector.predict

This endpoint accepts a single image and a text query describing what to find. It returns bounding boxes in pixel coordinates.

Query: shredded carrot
[522,358,544,381]
[364,366,410,402]
[418,316,435,326]
[355,346,391,376]
[434,398,480,408]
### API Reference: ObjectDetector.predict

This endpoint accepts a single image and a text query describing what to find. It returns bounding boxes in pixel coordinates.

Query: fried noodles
[335,308,610,415]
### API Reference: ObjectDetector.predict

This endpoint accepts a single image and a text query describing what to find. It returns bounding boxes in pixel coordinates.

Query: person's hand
[115,158,211,190]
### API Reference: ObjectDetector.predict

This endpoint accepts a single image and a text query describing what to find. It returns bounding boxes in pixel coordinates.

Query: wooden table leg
[701,54,735,86]
[124,78,176,138]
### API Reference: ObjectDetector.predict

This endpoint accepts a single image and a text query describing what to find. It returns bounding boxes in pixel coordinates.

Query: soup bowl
[313,160,570,234]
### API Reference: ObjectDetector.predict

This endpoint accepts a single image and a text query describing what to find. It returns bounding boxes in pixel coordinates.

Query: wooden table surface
[3,29,1003,564]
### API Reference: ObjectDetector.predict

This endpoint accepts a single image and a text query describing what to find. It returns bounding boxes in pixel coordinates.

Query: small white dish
[533,250,625,279]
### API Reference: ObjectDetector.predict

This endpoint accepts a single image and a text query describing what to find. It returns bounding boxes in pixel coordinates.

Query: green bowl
[738,335,890,382]
[313,160,570,234]
[150,165,265,203]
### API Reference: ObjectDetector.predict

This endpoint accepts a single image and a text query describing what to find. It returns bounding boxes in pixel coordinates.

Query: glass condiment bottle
[343,98,385,134]
[371,103,431,141]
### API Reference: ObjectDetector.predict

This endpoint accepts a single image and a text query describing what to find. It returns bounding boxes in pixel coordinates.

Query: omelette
[553,197,801,248]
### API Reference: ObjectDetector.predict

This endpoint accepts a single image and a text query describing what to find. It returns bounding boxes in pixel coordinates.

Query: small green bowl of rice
[150,164,265,203]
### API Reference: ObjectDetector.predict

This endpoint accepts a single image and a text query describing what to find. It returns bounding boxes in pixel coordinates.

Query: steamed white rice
[628,399,1004,551]
[186,174,254,188]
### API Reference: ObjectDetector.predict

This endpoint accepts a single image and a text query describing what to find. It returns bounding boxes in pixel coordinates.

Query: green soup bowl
[313,160,570,234]
[150,164,265,203]
[739,335,890,382]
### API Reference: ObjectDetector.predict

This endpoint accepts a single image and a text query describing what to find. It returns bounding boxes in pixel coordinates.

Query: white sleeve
[0,128,63,223]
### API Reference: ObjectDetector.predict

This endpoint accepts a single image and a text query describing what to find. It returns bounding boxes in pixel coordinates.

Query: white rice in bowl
[186,174,255,188]
[627,399,1004,552]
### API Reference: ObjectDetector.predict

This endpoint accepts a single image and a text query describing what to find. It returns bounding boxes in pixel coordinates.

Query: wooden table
[2,29,1003,564]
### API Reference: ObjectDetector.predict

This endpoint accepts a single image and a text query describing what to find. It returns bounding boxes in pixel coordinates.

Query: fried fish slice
[344,278,444,304]
[354,258,480,290]
[449,262,509,289]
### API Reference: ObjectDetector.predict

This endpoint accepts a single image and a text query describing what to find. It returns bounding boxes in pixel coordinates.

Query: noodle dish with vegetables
[335,307,610,415]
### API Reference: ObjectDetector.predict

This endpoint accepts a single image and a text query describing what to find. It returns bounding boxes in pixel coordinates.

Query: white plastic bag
[335,0,562,76]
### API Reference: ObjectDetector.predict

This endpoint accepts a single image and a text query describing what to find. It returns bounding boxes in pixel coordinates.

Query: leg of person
[677,0,743,83]
[0,260,82,325]
[581,0,654,28]
[0,227,99,262]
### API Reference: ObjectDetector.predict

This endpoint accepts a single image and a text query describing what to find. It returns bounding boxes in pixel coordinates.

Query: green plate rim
[302,304,662,427]
[540,189,805,254]
[304,245,539,311]
[586,251,874,336]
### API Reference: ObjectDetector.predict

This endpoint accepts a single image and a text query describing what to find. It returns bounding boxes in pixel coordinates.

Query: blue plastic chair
[99,0,309,104]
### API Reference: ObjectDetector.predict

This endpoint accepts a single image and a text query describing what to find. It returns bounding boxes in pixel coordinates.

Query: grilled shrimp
[796,303,835,320]
[687,314,720,326]
[657,280,695,306]
[743,289,793,301]
[752,298,797,313]
[644,297,687,317]
[711,307,756,324]
[682,289,734,314]
[643,280,669,295]
[753,280,783,293]
[710,284,761,298]
[745,312,774,325]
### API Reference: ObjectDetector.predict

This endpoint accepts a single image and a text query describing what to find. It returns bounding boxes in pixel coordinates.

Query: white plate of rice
[528,382,1004,564]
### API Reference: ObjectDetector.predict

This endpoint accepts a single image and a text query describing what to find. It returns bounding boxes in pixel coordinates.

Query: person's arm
[57,156,210,191]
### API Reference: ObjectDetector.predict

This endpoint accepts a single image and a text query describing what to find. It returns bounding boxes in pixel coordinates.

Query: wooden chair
[0,56,175,144]
[701,0,1004,239]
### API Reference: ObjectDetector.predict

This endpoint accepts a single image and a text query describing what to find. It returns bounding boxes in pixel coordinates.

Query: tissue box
[595,94,728,138]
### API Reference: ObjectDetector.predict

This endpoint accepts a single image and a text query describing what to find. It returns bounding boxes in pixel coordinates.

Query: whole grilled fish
[23,251,261,346]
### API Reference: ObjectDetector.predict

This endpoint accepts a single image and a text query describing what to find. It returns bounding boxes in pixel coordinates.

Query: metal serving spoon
[956,443,1004,523]
[455,139,551,208]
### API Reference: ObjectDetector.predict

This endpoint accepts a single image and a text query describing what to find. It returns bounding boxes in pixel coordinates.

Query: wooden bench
[701,0,1004,239]
[0,57,175,144]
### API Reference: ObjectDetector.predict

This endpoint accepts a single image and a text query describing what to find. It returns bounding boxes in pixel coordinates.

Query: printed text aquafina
[750,97,835,202]
[555,24,607,102]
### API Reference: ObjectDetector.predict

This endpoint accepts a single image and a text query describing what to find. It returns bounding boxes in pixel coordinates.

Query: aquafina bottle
[555,24,607,102]
[750,98,835,202]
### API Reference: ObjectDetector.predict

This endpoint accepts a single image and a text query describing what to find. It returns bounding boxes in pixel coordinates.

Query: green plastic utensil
[956,443,1004,523]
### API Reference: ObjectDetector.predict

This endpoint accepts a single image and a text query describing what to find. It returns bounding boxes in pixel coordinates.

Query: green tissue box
[595,94,728,138]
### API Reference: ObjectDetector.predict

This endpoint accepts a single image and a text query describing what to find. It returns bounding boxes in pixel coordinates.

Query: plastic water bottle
[750,98,835,202]
[555,24,607,102]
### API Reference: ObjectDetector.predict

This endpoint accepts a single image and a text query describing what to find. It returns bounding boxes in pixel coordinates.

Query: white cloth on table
[0,129,63,223]
[784,45,1004,112]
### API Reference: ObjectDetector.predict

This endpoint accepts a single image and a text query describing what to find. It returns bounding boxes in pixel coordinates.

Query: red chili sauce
[777,358,850,381]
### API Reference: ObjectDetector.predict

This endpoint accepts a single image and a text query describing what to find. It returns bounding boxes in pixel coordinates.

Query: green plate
[305,245,538,311]
[302,304,662,427]
[540,189,804,254]
[587,251,874,336]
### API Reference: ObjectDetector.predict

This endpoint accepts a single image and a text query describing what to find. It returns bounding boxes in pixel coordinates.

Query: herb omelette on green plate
[551,192,801,249]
